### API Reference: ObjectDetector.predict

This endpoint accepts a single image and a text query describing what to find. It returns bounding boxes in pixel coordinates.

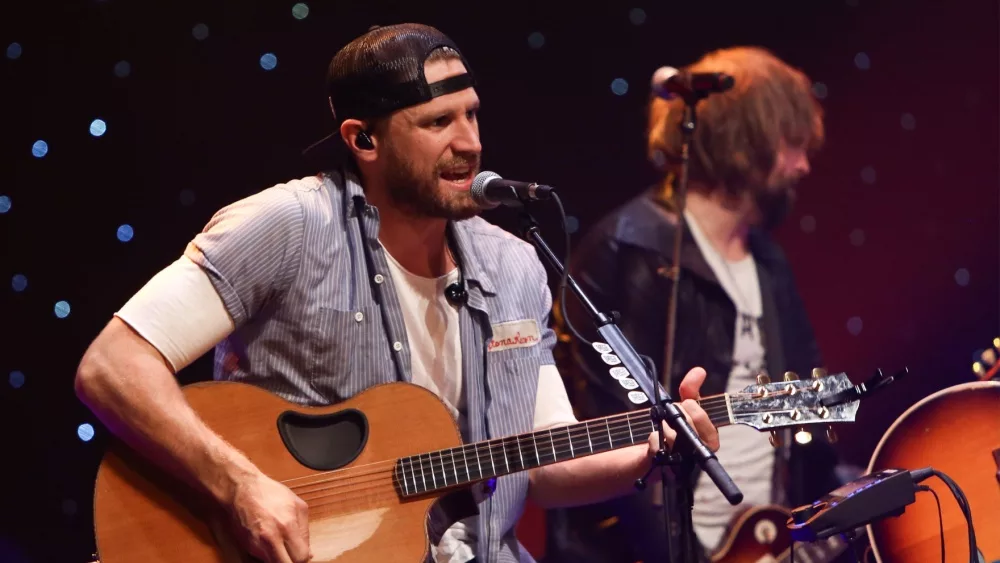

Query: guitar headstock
[972,337,1000,381]
[729,369,859,446]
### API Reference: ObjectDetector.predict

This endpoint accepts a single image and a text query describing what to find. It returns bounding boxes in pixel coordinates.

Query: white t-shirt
[116,253,578,563]
[683,211,775,552]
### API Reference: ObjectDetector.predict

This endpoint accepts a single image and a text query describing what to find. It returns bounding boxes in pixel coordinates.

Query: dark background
[2,1,997,561]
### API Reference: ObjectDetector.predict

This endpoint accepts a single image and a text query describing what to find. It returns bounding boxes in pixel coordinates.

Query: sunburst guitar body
[866,380,1000,563]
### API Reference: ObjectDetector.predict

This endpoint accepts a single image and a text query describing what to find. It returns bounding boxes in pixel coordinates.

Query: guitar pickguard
[276,407,369,471]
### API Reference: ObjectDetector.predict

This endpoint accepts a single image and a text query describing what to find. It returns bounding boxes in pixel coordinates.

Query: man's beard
[754,181,797,231]
[382,145,481,221]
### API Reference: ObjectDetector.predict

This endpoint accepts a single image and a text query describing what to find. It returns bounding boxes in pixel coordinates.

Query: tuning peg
[811,367,827,379]
[784,371,799,381]
[757,373,771,385]
[769,431,782,448]
[826,425,838,443]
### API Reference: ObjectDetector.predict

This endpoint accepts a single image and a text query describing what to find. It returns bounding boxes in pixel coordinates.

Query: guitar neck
[394,394,732,497]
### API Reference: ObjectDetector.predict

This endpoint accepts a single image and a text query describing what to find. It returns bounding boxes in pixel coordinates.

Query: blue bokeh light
[32,140,49,158]
[12,274,27,292]
[192,23,210,41]
[117,224,134,242]
[854,52,871,70]
[6,42,22,60]
[847,316,864,336]
[77,423,95,442]
[527,32,545,50]
[114,60,131,78]
[611,78,629,96]
[9,370,25,389]
[629,8,647,25]
[0,195,10,213]
[260,52,278,71]
[90,118,107,137]
[54,300,71,318]
[292,3,310,19]
[955,268,971,287]
[812,82,828,99]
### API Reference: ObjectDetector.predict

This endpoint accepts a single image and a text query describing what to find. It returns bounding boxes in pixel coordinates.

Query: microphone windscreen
[470,171,501,209]
[651,66,680,98]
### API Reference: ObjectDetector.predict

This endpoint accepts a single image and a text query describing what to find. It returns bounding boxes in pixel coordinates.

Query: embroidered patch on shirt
[488,319,541,352]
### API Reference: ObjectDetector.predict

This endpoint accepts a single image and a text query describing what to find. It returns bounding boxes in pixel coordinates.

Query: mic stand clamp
[515,210,742,563]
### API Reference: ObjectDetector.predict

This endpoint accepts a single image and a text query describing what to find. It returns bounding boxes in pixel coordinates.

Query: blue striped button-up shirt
[183,167,557,562]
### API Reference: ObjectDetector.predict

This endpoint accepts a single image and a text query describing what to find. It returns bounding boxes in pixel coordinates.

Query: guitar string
[280,399,733,494]
[290,396,819,513]
[288,413,690,501]
[282,392,808,498]
[295,406,773,513]
[281,387,810,497]
[284,397,808,503]
[277,390,749,489]
[287,403,761,504]
[278,394,741,488]
[296,417,673,511]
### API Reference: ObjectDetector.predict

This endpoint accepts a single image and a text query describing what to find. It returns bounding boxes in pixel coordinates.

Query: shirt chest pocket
[309,305,390,386]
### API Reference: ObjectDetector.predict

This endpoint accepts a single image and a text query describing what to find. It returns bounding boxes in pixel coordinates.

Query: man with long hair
[545,46,843,562]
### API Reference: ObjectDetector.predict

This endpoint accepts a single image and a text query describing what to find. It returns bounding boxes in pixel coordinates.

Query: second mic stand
[516,207,742,563]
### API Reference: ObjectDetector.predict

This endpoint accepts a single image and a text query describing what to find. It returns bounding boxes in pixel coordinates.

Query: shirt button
[354,312,364,322]
[374,274,385,284]
[393,341,403,352]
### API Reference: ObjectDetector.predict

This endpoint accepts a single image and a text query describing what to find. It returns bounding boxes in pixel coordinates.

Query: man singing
[545,46,843,562]
[74,24,718,563]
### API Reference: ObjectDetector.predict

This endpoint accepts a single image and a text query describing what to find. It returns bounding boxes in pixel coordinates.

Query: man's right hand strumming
[75,318,313,563]
[225,469,312,563]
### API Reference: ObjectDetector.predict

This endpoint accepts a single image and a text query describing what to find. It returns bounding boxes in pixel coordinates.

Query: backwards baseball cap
[306,23,476,154]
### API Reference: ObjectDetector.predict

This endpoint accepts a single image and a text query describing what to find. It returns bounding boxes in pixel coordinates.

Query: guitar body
[710,506,793,562]
[867,381,1000,563]
[711,505,847,563]
[93,381,465,563]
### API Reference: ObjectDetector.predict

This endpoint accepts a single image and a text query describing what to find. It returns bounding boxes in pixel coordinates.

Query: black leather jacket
[544,188,841,563]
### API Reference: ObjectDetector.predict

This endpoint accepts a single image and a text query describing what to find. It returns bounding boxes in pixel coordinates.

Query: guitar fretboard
[393,395,731,497]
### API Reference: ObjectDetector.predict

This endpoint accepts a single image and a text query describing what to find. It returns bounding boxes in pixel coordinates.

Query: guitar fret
[501,438,510,473]
[488,443,496,475]
[532,433,540,467]
[461,445,470,483]
[586,422,593,453]
[567,426,575,457]
[549,428,557,462]
[516,437,524,470]
[430,453,438,489]
[418,454,427,493]
[475,444,483,481]
[401,460,410,495]
[605,418,613,446]
[627,415,635,443]
[451,448,458,484]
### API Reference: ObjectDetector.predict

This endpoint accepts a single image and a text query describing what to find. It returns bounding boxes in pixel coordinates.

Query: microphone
[651,66,734,100]
[470,171,555,209]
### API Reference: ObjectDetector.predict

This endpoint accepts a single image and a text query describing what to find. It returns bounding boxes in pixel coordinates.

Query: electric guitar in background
[865,337,1000,563]
[91,369,876,563]
[710,505,853,563]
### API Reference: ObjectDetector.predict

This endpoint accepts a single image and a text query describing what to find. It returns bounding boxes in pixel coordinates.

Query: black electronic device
[787,469,918,542]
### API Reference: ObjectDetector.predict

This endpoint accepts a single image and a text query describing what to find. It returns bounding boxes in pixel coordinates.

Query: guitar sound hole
[276,408,368,471]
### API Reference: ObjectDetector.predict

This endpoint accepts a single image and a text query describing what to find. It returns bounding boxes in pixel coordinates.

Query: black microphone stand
[515,198,742,563]
[654,89,709,563]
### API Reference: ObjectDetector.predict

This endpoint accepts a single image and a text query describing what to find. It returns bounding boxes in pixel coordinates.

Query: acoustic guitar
[710,505,851,563]
[866,339,1000,563]
[92,370,864,562]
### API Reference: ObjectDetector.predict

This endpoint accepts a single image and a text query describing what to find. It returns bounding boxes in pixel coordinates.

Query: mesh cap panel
[326,23,476,126]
